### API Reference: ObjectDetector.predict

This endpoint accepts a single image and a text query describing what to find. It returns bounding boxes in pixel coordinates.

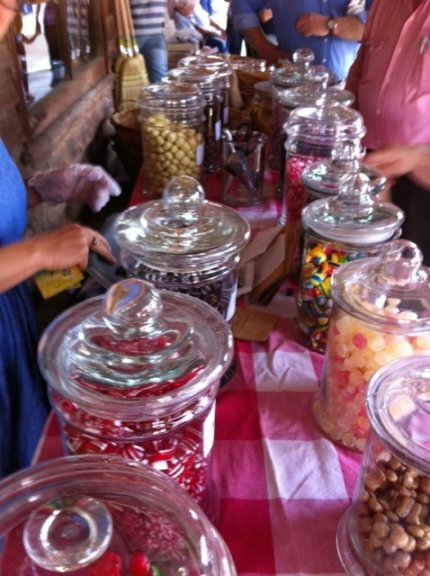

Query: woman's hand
[364,146,430,189]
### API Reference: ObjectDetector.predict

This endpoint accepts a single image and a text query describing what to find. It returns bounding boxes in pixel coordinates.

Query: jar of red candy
[178,53,232,126]
[337,355,430,576]
[313,240,430,453]
[139,82,206,199]
[0,455,237,575]
[113,175,250,323]
[167,66,224,173]
[298,171,404,353]
[37,278,234,508]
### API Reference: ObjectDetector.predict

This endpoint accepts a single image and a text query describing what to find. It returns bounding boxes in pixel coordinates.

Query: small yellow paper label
[232,307,279,342]
[35,266,84,299]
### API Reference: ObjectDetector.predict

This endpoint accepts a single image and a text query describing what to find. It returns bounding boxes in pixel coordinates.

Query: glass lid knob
[162,175,205,226]
[23,496,113,572]
[373,240,424,287]
[291,48,314,68]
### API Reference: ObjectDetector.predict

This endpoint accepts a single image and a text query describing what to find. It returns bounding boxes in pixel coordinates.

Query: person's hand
[29,164,121,212]
[32,224,115,272]
[295,13,330,37]
[364,147,428,179]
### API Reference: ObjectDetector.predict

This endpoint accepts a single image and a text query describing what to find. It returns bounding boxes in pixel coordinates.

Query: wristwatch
[327,18,338,35]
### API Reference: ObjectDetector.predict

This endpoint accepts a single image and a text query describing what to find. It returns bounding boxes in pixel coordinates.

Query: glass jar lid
[113,176,250,272]
[179,53,232,79]
[167,66,222,94]
[285,104,366,141]
[277,83,354,110]
[302,171,403,244]
[367,355,430,475]
[139,81,206,117]
[37,278,233,416]
[332,240,430,334]
[271,49,331,88]
[302,155,386,198]
[0,455,237,575]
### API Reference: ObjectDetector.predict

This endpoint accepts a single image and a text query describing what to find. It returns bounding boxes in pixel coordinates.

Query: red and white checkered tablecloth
[33,171,363,576]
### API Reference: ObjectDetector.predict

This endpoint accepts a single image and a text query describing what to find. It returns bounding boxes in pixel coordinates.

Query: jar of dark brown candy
[113,175,250,323]
[38,278,234,508]
[337,355,430,576]
[0,455,238,575]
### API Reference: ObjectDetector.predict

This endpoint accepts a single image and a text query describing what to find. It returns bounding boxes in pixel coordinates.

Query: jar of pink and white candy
[337,355,430,576]
[313,240,430,452]
[37,278,233,511]
[298,171,404,353]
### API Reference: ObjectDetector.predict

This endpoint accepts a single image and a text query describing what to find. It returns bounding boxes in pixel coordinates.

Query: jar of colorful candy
[313,240,430,453]
[139,82,205,198]
[113,175,250,323]
[0,455,237,575]
[178,53,232,126]
[298,171,404,353]
[38,278,234,508]
[337,355,430,576]
[167,66,224,173]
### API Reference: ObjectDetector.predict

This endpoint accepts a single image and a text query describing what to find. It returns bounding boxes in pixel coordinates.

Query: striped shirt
[130,0,167,35]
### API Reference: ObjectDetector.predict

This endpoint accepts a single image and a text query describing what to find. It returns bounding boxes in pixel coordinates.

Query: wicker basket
[110,108,143,181]
[228,56,271,106]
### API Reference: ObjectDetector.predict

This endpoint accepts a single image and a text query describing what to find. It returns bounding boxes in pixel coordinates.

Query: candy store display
[0,455,237,575]
[37,278,234,506]
[113,175,250,323]
[313,240,430,453]
[167,66,223,173]
[337,356,430,576]
[139,82,205,198]
[298,172,404,352]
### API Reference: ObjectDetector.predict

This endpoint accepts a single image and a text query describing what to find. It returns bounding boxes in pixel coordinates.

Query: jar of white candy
[313,240,430,452]
[139,82,205,198]
[337,355,430,576]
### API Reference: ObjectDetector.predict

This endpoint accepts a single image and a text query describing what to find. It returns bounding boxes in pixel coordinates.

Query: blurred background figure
[174,0,227,53]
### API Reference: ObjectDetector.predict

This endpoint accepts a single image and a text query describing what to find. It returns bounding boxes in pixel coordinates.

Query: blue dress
[0,139,49,478]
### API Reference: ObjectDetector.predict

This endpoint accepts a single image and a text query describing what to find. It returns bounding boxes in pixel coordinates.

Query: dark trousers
[391,175,430,266]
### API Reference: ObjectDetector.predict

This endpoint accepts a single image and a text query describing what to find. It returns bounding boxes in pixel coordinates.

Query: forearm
[0,239,44,293]
[241,27,289,63]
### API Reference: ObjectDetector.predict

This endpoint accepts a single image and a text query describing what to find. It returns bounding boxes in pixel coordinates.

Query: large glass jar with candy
[139,82,206,198]
[167,66,223,173]
[337,355,430,576]
[0,455,238,575]
[298,172,404,353]
[37,278,234,508]
[313,240,430,453]
[113,175,250,323]
[178,53,232,126]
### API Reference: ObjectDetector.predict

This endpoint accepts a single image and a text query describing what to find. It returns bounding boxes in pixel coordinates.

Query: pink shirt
[346,0,430,150]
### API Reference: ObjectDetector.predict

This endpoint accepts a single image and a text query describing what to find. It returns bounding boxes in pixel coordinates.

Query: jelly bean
[128,551,151,576]
[89,551,122,576]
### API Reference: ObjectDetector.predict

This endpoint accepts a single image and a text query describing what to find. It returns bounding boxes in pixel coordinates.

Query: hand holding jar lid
[337,355,430,576]
[37,278,234,505]
[297,170,404,353]
[0,455,237,575]
[313,240,430,453]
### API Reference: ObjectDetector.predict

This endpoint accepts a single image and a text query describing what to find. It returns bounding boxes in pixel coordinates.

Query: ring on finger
[90,236,99,248]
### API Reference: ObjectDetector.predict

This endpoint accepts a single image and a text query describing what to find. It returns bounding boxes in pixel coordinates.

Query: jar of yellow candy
[298,171,404,353]
[313,239,430,452]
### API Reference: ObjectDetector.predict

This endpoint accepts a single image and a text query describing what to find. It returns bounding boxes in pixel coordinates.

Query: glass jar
[337,355,430,576]
[178,53,232,126]
[298,172,404,353]
[113,175,250,323]
[313,240,430,453]
[302,140,387,202]
[271,49,330,94]
[249,80,273,137]
[37,278,234,507]
[0,455,237,575]
[167,66,224,173]
[139,82,205,199]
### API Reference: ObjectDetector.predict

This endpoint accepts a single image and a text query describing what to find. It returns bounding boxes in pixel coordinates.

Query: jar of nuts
[337,355,430,576]
[313,240,430,453]
[139,82,206,198]
[113,175,250,323]
[167,66,224,173]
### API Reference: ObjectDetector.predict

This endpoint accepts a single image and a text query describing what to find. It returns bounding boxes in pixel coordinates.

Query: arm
[241,27,289,63]
[364,146,430,190]
[295,14,365,41]
[0,224,114,294]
